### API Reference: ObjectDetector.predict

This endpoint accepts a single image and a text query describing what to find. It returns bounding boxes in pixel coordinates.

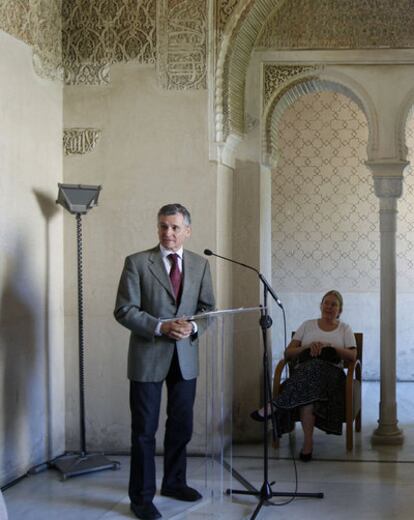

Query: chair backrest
[354,332,363,363]
[344,332,363,369]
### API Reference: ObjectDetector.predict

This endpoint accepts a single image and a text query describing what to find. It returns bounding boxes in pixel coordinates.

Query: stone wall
[0,31,64,486]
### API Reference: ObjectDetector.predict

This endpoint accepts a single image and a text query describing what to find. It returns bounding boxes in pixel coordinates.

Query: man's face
[158,213,191,252]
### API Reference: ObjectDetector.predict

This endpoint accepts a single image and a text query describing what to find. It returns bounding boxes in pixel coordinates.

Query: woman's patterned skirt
[274,358,346,435]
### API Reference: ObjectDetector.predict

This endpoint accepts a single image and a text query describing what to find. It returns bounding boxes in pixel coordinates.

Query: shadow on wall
[33,189,60,460]
[0,240,39,485]
[0,190,59,486]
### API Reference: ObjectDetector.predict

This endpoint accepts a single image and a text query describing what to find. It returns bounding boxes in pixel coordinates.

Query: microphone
[203,249,283,308]
[204,249,258,274]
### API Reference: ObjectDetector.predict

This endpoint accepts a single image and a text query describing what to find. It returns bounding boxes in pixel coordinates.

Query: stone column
[367,160,407,445]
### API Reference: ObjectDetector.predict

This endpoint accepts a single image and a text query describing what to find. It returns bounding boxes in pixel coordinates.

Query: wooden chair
[272,333,363,451]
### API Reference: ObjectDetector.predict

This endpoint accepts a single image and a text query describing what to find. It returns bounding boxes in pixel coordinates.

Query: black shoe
[130,502,161,520]
[250,410,265,422]
[160,485,202,502]
[299,450,312,462]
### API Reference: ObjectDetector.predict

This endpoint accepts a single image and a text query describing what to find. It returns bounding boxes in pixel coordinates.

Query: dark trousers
[129,350,197,505]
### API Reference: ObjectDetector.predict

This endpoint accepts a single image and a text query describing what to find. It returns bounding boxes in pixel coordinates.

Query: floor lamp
[54,183,119,479]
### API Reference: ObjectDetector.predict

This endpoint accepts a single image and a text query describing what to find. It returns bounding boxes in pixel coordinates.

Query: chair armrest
[346,359,361,384]
[345,359,362,419]
[273,358,288,397]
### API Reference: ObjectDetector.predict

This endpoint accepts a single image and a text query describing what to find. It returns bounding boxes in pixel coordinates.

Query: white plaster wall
[63,62,217,452]
[0,31,64,486]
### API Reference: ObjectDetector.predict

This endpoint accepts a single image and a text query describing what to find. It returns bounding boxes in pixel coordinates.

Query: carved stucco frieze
[62,0,156,85]
[245,112,259,133]
[263,64,322,108]
[0,0,62,81]
[0,0,32,44]
[64,64,111,86]
[217,0,241,36]
[217,0,414,142]
[258,0,414,49]
[63,128,102,155]
[62,0,207,88]
[157,0,208,90]
[216,0,278,140]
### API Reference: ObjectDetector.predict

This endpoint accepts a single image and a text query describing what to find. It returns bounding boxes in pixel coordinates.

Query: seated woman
[251,290,356,462]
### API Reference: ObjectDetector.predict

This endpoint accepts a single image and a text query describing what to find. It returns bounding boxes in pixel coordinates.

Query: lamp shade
[56,183,102,214]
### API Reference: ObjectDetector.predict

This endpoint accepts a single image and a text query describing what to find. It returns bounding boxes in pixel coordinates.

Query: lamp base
[52,453,120,480]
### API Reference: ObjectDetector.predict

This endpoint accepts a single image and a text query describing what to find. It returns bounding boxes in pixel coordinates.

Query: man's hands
[160,319,193,340]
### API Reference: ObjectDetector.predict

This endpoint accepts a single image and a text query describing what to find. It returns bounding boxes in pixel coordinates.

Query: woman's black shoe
[250,410,265,422]
[299,450,312,462]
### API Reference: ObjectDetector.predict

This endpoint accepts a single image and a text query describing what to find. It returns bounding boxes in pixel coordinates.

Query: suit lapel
[148,247,175,300]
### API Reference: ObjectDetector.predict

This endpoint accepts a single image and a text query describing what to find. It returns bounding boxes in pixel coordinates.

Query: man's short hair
[158,203,191,226]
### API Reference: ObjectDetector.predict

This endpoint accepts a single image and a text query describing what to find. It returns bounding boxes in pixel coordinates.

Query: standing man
[114,204,215,520]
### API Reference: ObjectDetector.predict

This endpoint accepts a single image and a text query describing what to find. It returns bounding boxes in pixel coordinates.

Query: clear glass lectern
[176,306,263,517]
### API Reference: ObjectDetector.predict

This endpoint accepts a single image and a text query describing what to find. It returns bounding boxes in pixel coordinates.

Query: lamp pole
[76,213,87,456]
[52,184,120,479]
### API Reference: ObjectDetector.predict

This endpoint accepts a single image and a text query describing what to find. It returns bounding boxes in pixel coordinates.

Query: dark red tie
[168,253,182,301]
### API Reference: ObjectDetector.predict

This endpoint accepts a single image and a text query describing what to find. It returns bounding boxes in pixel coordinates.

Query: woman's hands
[285,339,357,362]
[309,341,324,357]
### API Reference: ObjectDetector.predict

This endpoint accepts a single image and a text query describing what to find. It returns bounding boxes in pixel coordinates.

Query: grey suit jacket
[114,246,215,382]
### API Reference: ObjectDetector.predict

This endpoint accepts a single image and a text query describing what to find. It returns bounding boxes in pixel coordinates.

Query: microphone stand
[204,250,323,519]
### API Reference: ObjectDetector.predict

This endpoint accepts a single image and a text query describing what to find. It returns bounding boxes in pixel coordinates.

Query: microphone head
[204,249,213,256]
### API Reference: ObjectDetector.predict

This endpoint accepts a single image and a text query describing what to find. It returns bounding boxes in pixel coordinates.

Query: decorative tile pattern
[157,0,208,90]
[258,0,414,49]
[62,0,156,85]
[63,128,101,155]
[271,91,379,292]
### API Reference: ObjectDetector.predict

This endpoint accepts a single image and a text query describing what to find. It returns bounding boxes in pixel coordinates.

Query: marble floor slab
[3,382,414,520]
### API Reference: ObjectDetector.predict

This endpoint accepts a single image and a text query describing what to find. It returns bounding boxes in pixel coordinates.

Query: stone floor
[3,382,414,520]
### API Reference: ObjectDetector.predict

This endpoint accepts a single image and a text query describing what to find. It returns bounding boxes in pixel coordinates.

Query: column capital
[365,158,408,176]
[216,134,242,169]
[373,176,403,200]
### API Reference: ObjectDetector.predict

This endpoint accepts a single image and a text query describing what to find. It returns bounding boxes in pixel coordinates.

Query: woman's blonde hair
[321,290,343,316]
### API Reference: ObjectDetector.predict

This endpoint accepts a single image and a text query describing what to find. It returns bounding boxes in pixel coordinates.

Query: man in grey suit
[114,203,215,520]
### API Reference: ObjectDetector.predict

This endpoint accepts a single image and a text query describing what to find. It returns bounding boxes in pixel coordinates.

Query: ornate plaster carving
[263,65,321,108]
[258,0,414,50]
[217,0,241,36]
[245,112,259,133]
[374,177,403,199]
[0,0,62,81]
[368,162,408,199]
[63,128,102,155]
[217,0,414,144]
[62,0,156,85]
[64,64,111,86]
[0,1,31,43]
[215,0,277,141]
[157,0,208,90]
